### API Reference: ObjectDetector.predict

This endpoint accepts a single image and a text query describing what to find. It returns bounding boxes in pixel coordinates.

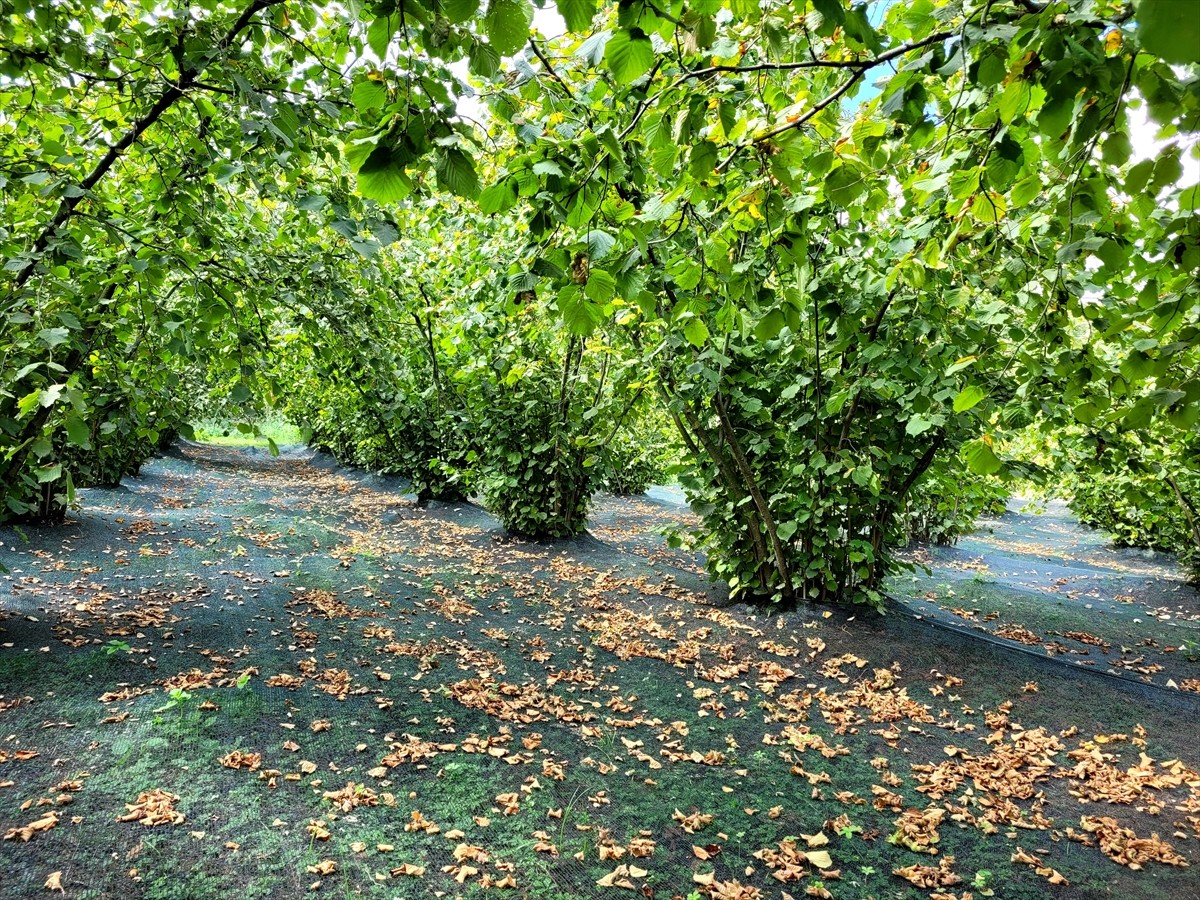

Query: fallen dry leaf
[116,789,183,827]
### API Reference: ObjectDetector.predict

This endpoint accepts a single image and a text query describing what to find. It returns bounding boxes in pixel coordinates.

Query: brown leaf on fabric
[893,855,962,888]
[116,789,183,827]
[390,863,425,877]
[673,808,714,834]
[1078,816,1189,869]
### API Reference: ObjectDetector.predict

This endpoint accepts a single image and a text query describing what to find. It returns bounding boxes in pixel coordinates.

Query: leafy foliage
[3,0,1197,604]
[898,461,1009,547]
[599,407,675,496]
[1063,431,1200,583]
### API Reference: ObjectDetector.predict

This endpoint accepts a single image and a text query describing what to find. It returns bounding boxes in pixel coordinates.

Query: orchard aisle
[891,499,1200,693]
[0,443,1198,899]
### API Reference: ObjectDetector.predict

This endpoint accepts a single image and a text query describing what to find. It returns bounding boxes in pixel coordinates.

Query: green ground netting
[1,442,1198,900]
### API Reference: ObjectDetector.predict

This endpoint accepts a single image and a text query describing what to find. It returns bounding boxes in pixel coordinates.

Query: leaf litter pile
[1,443,1198,899]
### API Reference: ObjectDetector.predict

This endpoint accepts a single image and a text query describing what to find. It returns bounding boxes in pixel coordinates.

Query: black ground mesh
[888,499,1200,691]
[1,443,1198,900]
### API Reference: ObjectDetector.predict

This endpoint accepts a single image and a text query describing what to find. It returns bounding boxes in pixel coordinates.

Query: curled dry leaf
[673,808,714,834]
[1012,846,1069,884]
[219,750,261,771]
[3,810,59,842]
[596,864,644,888]
[893,855,962,888]
[322,782,377,812]
[116,789,184,827]
[1078,816,1189,869]
[628,837,656,858]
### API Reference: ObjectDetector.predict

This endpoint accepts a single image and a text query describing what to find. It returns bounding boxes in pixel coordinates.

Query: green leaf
[1010,175,1042,208]
[367,16,396,60]
[357,145,412,203]
[1102,131,1132,167]
[963,439,1003,475]
[809,0,845,36]
[683,317,709,348]
[64,414,91,448]
[953,384,986,413]
[584,269,617,302]
[601,196,635,223]
[1136,0,1200,63]
[556,0,597,33]
[352,79,388,111]
[479,178,519,214]
[1179,182,1200,211]
[565,188,601,229]
[641,195,678,222]
[1073,401,1099,425]
[214,162,242,184]
[1120,349,1156,382]
[17,390,41,418]
[754,309,786,342]
[38,327,70,348]
[970,191,1006,223]
[297,194,329,211]
[905,414,936,436]
[435,148,481,199]
[998,79,1031,124]
[689,140,718,178]
[36,463,62,484]
[669,257,702,291]
[39,384,63,408]
[586,229,616,260]
[469,41,501,78]
[825,166,865,206]
[558,285,601,335]
[604,28,654,85]
[485,0,534,56]
[442,0,480,24]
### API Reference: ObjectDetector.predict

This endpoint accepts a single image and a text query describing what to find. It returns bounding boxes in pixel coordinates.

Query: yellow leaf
[804,849,833,869]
